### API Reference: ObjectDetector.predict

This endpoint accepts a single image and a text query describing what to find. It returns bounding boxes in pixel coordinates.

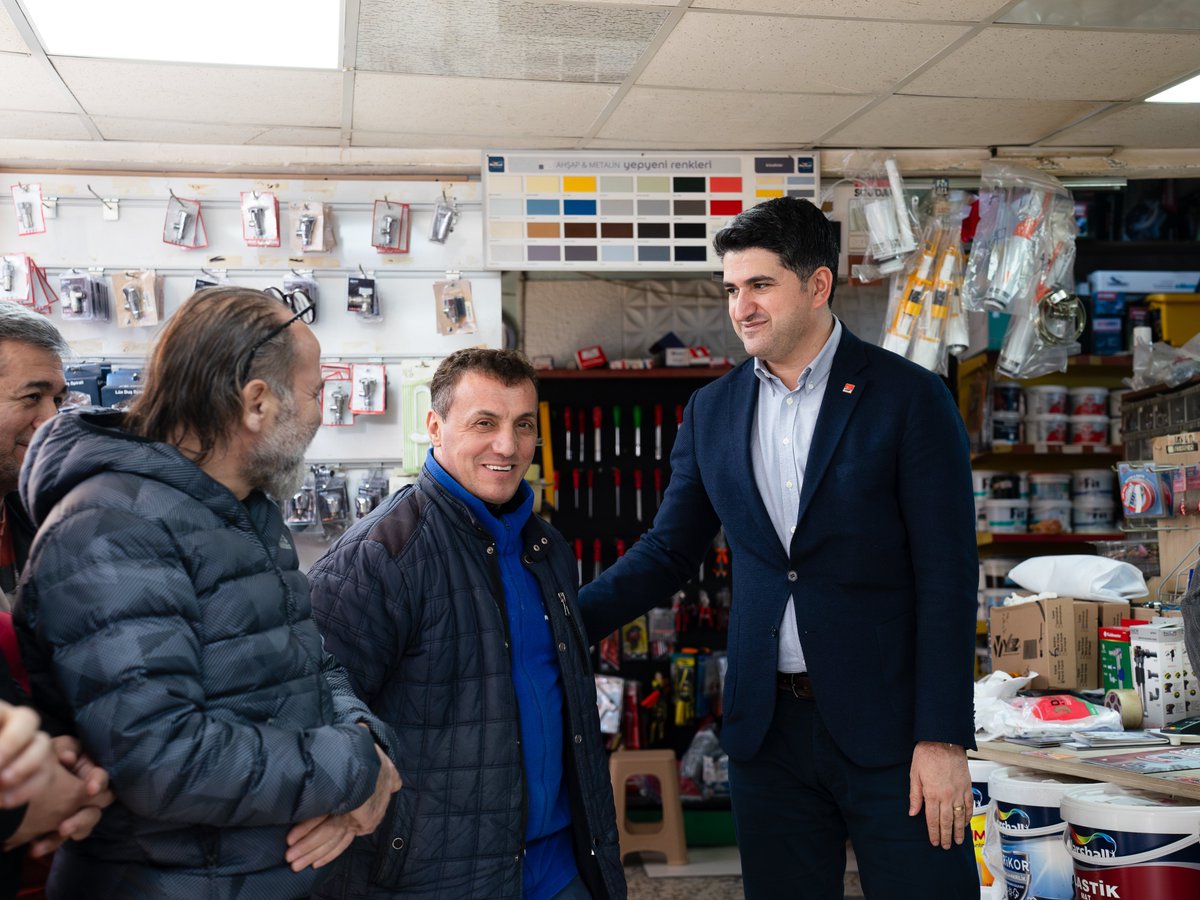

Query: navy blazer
[580,326,978,768]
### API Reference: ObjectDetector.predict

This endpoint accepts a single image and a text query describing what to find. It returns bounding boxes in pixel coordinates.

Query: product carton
[1100,616,1154,693]
[1129,621,1196,728]
[989,597,1127,690]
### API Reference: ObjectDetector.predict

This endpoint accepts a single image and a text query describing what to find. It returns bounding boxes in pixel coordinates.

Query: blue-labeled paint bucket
[1061,783,1200,900]
[970,759,1003,895]
[989,766,1095,900]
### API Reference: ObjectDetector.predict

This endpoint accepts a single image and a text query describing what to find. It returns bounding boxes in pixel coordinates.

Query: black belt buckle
[778,671,812,700]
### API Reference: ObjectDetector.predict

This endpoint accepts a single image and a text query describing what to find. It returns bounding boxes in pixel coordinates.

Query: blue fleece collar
[425,449,533,551]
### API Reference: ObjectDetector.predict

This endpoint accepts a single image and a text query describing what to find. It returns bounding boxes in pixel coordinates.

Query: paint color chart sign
[482,151,819,270]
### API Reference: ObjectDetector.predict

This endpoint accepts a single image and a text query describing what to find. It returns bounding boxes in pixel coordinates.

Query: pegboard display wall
[0,172,502,468]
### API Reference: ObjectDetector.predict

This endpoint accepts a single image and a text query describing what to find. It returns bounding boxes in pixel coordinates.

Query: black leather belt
[777,671,813,700]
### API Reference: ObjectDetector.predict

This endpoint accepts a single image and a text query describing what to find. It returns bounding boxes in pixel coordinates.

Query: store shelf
[537,367,733,380]
[977,532,1124,546]
[972,444,1123,462]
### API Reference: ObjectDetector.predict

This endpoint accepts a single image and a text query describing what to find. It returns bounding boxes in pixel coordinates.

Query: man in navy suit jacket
[580,198,979,898]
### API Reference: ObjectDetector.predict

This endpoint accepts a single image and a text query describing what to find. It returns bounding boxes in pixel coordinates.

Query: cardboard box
[989,598,1128,690]
[1129,621,1196,728]
[1087,270,1200,295]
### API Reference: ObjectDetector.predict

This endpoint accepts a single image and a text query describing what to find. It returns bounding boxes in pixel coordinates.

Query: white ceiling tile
[1043,104,1200,148]
[53,59,343,127]
[637,12,968,93]
[904,26,1200,101]
[0,110,90,140]
[546,0,676,5]
[0,53,76,112]
[821,95,1105,147]
[1000,0,1200,30]
[354,72,615,136]
[93,118,267,144]
[0,9,26,52]
[598,87,872,144]
[691,0,1007,20]
[355,0,668,83]
[248,127,342,147]
[352,131,580,149]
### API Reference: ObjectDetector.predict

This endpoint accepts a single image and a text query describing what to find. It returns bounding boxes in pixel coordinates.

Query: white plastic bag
[1009,556,1147,601]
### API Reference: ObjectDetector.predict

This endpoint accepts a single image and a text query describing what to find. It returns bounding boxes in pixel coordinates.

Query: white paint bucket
[1108,389,1127,418]
[973,469,1001,499]
[1025,384,1068,416]
[989,767,1095,900]
[1061,783,1200,899]
[1070,415,1110,445]
[1025,414,1068,445]
[1029,472,1072,501]
[986,499,1028,534]
[1068,386,1109,416]
[969,759,1004,893]
[1074,497,1116,532]
[1072,469,1114,498]
[1031,499,1072,533]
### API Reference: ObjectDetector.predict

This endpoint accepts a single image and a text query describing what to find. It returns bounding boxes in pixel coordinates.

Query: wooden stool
[608,749,689,865]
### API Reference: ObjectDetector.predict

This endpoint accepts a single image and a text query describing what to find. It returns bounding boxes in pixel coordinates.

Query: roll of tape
[1105,688,1143,728]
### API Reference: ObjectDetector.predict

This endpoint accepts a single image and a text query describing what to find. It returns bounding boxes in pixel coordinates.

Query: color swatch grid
[483,151,820,270]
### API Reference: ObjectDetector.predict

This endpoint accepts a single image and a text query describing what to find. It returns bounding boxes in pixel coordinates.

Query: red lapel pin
[843,383,855,394]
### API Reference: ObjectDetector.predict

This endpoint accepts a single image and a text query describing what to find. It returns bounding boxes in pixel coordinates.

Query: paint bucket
[1025,384,1068,416]
[969,759,1003,892]
[993,382,1024,414]
[1108,389,1127,418]
[986,498,1028,534]
[1025,414,1068,445]
[981,557,1020,589]
[1070,415,1110,445]
[1074,497,1116,532]
[989,767,1095,900]
[1029,472,1072,501]
[1061,783,1200,899]
[993,412,1022,446]
[1068,386,1109,416]
[973,470,1001,500]
[990,472,1025,500]
[1110,418,1123,447]
[1031,499,1072,533]
[1073,469,1114,498]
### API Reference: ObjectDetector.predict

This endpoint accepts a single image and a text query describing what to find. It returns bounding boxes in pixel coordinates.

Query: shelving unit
[537,366,733,381]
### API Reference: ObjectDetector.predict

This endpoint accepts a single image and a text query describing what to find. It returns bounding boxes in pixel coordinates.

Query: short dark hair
[713,197,840,306]
[0,301,69,360]
[430,349,538,417]
[126,287,297,461]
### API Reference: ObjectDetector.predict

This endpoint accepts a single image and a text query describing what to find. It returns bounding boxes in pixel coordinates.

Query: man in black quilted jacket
[309,349,625,900]
[15,287,401,899]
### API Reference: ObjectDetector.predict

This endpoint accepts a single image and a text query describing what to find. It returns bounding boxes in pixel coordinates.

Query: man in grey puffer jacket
[15,287,400,899]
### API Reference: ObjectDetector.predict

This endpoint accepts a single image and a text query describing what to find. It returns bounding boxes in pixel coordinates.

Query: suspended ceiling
[2,0,1199,177]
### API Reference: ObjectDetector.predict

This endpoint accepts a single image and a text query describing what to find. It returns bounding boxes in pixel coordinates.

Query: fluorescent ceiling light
[1146,73,1200,103]
[20,0,341,69]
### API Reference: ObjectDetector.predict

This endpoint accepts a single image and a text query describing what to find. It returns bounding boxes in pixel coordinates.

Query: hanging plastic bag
[845,152,918,281]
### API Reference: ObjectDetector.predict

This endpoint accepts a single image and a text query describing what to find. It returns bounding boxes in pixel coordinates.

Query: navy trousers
[727,692,978,899]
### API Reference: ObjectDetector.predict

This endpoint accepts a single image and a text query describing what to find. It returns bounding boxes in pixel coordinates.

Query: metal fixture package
[241,191,280,247]
[10,183,46,236]
[162,193,207,248]
[372,199,411,253]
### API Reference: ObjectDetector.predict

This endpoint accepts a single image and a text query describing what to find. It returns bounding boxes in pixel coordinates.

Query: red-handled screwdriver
[574,538,583,584]
[613,468,621,518]
[564,407,572,461]
[573,468,580,508]
[576,409,586,463]
[593,538,603,581]
[634,469,643,521]
[587,469,594,517]
[615,538,626,558]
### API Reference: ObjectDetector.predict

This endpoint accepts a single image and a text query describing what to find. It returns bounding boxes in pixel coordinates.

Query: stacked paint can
[992,381,1024,446]
[974,468,1117,534]
[969,759,1003,897]
[1024,384,1069,446]
[988,767,1096,900]
[1061,783,1200,899]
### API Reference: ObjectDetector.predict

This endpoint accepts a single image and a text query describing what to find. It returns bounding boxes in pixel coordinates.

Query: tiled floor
[623,858,865,899]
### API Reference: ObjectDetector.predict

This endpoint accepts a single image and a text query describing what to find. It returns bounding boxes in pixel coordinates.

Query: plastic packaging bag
[1008,556,1147,601]
[845,152,918,280]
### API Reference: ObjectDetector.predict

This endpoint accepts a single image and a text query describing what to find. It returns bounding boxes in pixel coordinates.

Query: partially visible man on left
[15,287,400,899]
[0,301,68,604]
[0,301,113,897]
